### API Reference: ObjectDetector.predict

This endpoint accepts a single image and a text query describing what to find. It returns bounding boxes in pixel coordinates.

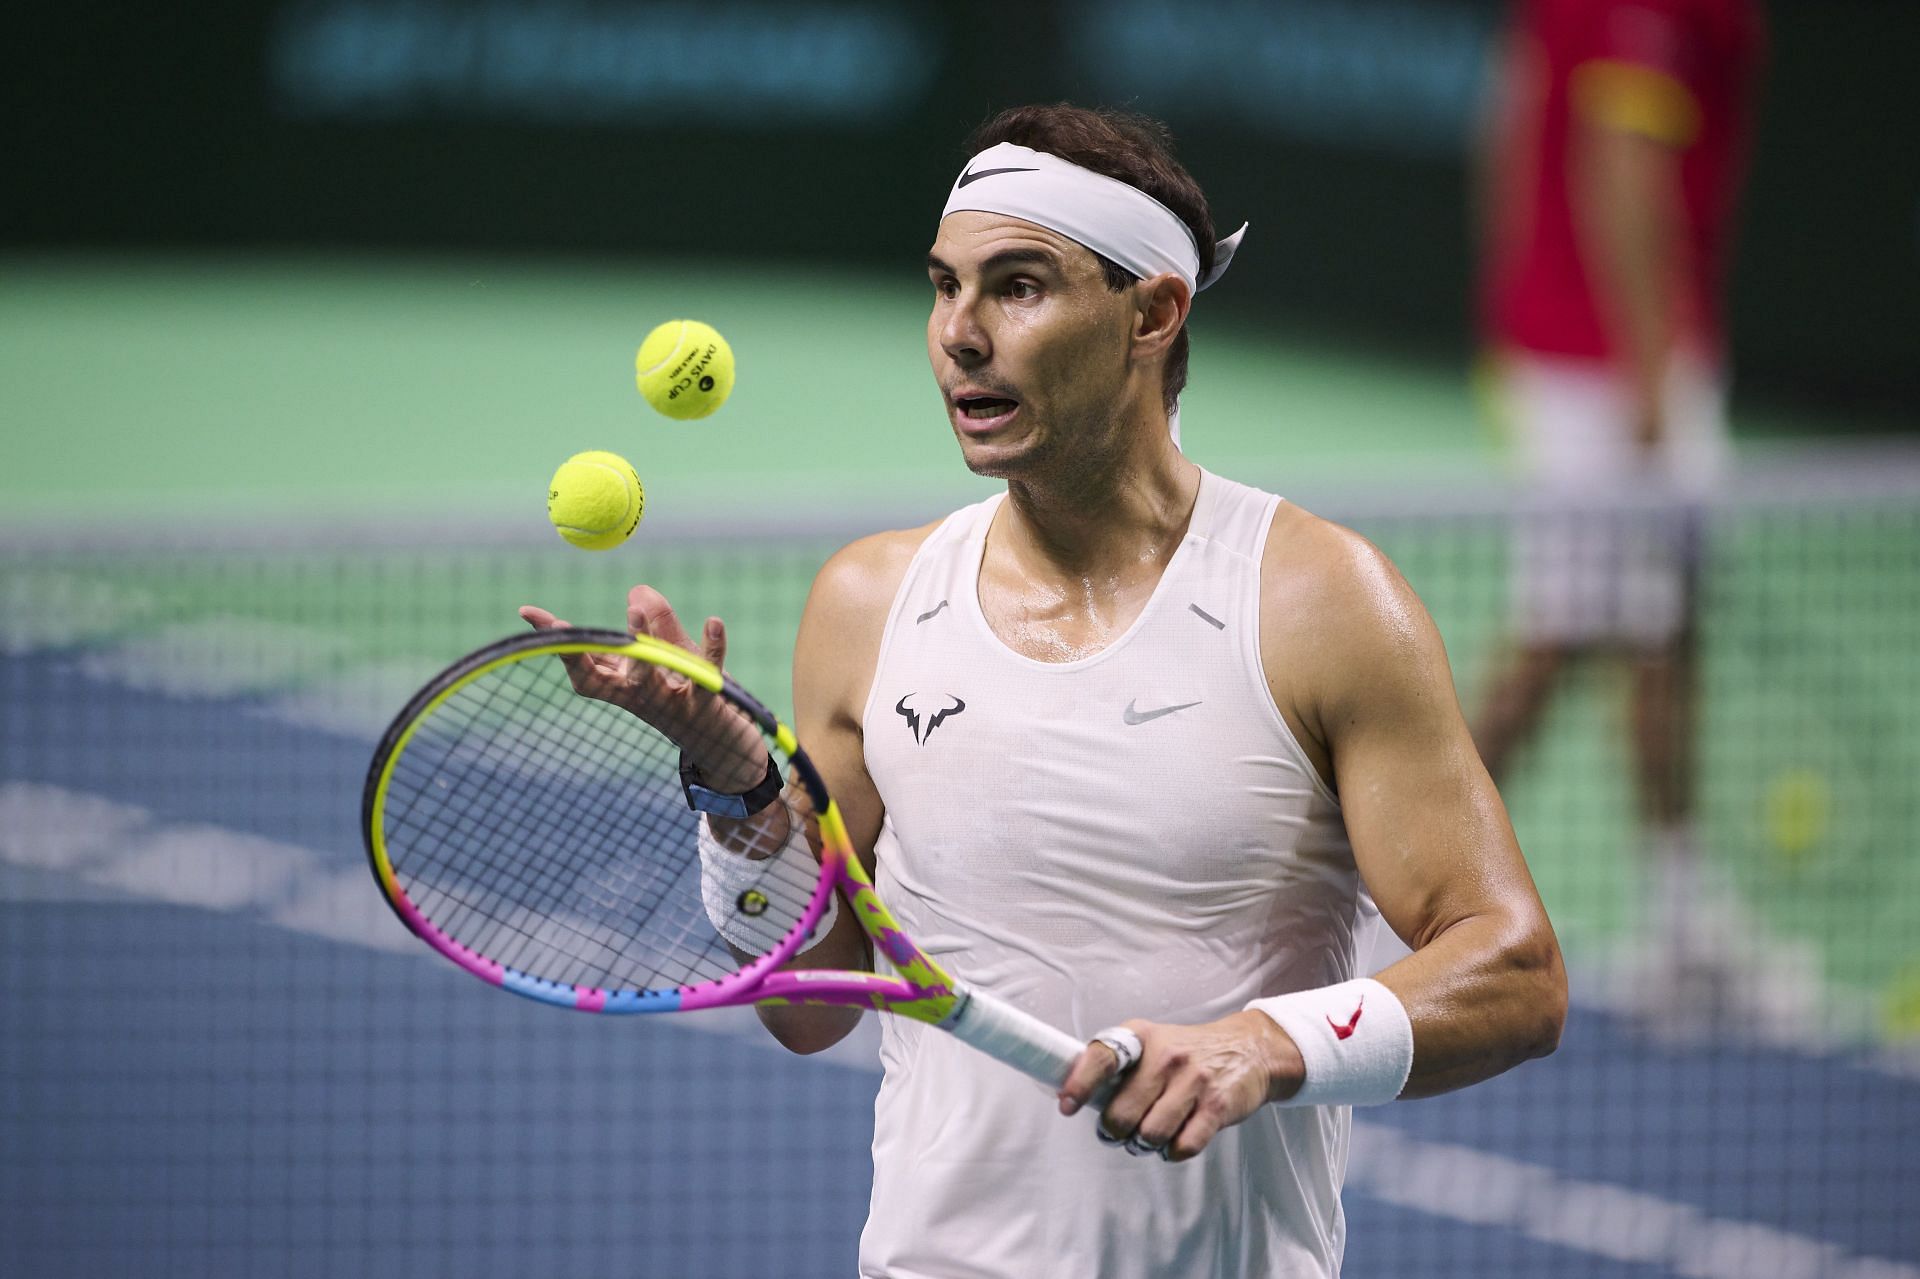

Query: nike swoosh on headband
[956,166,1039,187]
[943,143,1247,296]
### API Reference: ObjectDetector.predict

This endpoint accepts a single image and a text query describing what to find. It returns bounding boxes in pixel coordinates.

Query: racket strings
[391,680,723,990]
[453,669,689,949]
[388,669,687,977]
[379,651,824,995]
[394,677,632,960]
[399,705,720,991]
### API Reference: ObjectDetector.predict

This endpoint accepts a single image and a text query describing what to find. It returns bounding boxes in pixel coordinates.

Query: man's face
[925,211,1137,478]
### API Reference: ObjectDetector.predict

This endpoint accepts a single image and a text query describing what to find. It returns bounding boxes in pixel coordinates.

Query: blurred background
[2,2,1915,1276]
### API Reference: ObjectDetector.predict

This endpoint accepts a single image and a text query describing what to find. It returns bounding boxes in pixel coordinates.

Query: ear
[1128,273,1192,365]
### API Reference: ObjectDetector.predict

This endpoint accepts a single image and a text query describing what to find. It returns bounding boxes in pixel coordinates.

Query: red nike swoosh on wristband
[1328,997,1364,1040]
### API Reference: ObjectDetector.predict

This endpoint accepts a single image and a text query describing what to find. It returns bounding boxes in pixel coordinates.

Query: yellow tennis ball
[1764,768,1830,861]
[1884,960,1920,1040]
[636,319,735,420]
[546,450,644,551]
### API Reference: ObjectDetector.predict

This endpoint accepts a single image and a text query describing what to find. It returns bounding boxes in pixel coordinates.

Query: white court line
[0,561,436,737]
[72,615,362,697]
[0,570,157,655]
[252,657,444,739]
[0,780,414,950]
[1349,1124,1920,1279]
[0,779,878,1069]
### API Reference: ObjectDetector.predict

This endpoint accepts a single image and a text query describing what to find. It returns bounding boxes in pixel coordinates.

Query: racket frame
[363,628,961,1021]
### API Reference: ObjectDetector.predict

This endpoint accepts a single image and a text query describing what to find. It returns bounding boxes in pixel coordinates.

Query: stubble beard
[962,393,1133,505]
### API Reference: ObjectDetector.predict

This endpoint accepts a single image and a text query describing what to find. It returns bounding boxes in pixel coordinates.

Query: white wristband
[1245,977,1413,1108]
[697,813,838,953]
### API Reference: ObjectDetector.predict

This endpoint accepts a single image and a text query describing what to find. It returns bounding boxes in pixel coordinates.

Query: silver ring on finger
[1124,1132,1166,1159]
[1091,1025,1143,1076]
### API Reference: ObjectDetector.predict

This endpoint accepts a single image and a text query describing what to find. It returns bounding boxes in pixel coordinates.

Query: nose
[937,292,989,368]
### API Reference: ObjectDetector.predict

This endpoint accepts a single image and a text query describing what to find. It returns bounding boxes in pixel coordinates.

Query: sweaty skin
[524,207,1567,1161]
[786,210,1562,1160]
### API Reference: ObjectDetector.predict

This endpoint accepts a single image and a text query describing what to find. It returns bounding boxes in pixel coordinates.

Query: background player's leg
[1629,623,1720,1015]
[1630,628,1695,834]
[1472,642,1573,784]
[1628,363,1761,1027]
[1476,356,1626,787]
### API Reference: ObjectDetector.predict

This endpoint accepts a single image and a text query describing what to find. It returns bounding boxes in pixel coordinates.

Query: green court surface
[0,254,1493,528]
[3,255,1915,1041]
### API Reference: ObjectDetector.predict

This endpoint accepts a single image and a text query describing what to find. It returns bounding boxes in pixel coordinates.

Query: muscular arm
[752,527,928,1054]
[1057,511,1565,1154]
[1293,522,1567,1097]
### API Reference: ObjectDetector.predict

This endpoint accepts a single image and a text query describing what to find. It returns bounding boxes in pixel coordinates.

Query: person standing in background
[1472,0,1768,1021]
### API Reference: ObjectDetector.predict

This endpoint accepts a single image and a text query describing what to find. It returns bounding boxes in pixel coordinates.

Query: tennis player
[527,105,1566,1278]
[1473,0,1766,1015]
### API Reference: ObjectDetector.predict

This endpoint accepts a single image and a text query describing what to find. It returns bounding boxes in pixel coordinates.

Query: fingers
[1068,1018,1271,1163]
[628,585,697,651]
[1057,1042,1123,1117]
[1085,1032,1164,1148]
[1129,1076,1201,1162]
[530,591,732,717]
[518,605,606,692]
[1161,1100,1225,1164]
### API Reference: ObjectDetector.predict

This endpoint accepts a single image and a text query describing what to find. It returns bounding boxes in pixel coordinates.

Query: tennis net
[3,453,1916,1278]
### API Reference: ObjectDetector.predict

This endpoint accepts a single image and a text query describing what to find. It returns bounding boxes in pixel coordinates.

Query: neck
[999,412,1200,579]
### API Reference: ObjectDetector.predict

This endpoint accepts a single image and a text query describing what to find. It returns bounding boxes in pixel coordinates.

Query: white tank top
[857,469,1373,1279]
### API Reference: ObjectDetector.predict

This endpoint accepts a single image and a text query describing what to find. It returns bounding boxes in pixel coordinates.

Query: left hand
[519,588,764,792]
[1058,1011,1305,1162]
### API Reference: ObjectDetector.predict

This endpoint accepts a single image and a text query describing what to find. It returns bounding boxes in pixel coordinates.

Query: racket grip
[943,986,1119,1106]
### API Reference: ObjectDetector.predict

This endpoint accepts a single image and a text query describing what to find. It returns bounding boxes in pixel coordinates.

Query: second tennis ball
[547,450,644,551]
[636,319,735,419]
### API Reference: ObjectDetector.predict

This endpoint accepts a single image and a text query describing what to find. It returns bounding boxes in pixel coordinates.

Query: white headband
[940,142,1247,297]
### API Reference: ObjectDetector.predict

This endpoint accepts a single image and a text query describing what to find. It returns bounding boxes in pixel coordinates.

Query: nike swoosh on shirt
[956,166,1038,187]
[1122,699,1202,725]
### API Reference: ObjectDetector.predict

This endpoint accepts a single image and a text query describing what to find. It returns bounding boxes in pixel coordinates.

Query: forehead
[928,211,1103,276]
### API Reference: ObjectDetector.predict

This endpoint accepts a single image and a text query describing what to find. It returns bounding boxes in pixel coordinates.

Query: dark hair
[963,104,1215,413]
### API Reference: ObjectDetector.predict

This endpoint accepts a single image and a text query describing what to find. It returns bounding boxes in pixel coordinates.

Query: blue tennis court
[4,485,1916,1276]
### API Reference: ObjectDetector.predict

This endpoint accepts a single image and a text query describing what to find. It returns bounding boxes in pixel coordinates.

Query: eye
[935,277,960,300]
[1007,278,1040,300]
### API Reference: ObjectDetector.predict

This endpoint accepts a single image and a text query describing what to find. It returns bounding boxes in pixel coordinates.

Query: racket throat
[937,983,1085,1089]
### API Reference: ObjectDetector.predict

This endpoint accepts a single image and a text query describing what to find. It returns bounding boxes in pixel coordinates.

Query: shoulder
[1260,501,1418,624]
[795,520,945,728]
[1258,501,1446,722]
[805,521,943,629]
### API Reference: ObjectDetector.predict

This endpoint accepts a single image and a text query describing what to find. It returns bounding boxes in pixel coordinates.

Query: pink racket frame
[364,628,961,1023]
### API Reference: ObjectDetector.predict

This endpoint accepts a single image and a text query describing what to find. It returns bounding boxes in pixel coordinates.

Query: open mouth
[955,396,1019,421]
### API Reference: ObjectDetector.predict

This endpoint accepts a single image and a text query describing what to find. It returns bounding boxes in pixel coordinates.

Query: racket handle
[943,986,1120,1106]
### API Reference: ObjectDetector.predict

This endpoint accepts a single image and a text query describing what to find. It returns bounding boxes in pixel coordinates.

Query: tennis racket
[362,625,1100,1093]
